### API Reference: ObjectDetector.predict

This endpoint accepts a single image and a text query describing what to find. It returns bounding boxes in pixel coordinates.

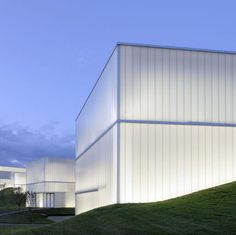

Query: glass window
[0,171,12,179]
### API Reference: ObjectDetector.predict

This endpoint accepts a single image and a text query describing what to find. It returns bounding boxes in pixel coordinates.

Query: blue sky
[0,0,236,166]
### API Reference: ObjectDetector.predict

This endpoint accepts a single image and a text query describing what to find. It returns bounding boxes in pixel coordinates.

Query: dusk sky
[0,0,236,167]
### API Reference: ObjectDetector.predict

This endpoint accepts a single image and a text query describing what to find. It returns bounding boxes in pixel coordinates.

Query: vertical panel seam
[117,45,121,203]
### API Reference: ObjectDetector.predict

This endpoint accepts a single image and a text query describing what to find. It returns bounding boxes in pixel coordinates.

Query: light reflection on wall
[75,43,236,215]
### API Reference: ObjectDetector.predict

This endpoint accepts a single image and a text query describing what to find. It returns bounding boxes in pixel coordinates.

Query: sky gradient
[0,0,236,166]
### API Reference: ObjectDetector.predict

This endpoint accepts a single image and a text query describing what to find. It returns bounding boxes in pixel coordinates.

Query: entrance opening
[46,193,55,208]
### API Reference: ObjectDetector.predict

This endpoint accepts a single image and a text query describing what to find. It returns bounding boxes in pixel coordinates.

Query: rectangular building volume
[26,157,75,208]
[75,43,236,214]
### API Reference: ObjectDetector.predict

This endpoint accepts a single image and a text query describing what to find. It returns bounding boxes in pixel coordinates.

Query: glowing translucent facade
[75,48,118,214]
[75,43,236,214]
[0,166,26,191]
[26,157,75,208]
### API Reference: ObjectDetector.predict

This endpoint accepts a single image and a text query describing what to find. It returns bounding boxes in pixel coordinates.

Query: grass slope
[0,211,53,224]
[0,226,38,235]
[16,181,236,235]
[0,208,23,214]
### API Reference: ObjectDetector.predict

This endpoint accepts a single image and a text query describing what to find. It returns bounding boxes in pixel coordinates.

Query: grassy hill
[16,181,236,235]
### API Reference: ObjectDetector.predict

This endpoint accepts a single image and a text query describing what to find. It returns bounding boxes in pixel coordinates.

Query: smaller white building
[0,166,26,191]
[26,157,75,208]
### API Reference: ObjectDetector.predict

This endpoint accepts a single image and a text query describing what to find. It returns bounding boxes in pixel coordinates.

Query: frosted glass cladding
[27,182,75,193]
[119,46,236,123]
[76,49,118,157]
[26,158,75,195]
[75,125,117,214]
[120,123,236,203]
[14,172,26,191]
[55,193,75,207]
[14,172,26,186]
[26,158,45,184]
[44,182,75,193]
[45,158,74,182]
[27,182,45,192]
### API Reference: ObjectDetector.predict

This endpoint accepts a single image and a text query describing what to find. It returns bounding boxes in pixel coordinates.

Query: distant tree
[0,187,15,206]
[0,187,25,208]
[12,187,26,209]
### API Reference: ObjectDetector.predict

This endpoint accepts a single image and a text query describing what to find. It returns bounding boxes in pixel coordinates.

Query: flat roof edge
[117,42,236,55]
[0,166,26,172]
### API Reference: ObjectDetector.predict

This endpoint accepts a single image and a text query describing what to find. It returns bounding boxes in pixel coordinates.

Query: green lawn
[0,208,21,214]
[0,211,53,224]
[13,181,236,234]
[0,225,45,235]
[0,226,36,235]
[0,203,25,215]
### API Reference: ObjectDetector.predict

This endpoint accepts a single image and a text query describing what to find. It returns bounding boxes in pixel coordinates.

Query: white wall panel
[27,158,45,184]
[27,182,73,194]
[205,53,212,122]
[27,182,45,192]
[233,56,236,123]
[14,172,26,191]
[44,182,74,193]
[75,125,117,214]
[14,172,26,186]
[45,158,74,183]
[75,49,118,157]
[226,56,234,123]
[155,125,163,200]
[132,123,141,202]
[54,193,75,208]
[75,191,98,214]
[119,45,236,124]
[120,123,236,203]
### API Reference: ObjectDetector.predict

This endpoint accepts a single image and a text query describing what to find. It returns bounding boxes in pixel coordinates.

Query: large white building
[75,43,236,214]
[0,166,26,191]
[26,157,75,208]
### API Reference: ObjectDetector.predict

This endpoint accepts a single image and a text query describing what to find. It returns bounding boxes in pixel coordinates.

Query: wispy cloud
[0,122,74,167]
